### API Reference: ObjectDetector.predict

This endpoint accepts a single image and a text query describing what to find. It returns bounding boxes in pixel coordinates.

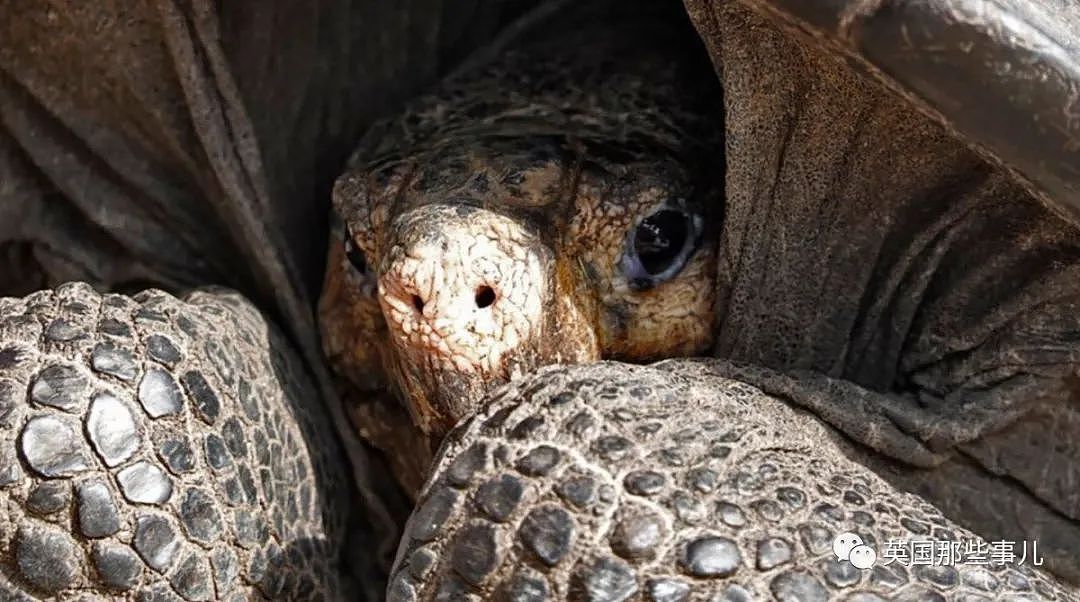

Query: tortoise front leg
[0,283,377,600]
[389,361,1077,600]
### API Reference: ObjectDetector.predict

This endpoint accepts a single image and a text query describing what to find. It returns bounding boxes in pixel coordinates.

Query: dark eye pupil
[344,234,367,275]
[633,209,689,275]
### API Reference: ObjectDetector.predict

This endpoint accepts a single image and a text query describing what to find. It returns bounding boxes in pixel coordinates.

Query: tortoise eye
[620,202,703,291]
[343,229,368,275]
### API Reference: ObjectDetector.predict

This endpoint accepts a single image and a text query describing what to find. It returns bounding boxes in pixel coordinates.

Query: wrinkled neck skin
[684,1,1080,583]
[319,0,724,489]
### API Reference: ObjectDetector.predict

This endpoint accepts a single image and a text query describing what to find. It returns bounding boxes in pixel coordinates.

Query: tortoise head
[319,135,721,440]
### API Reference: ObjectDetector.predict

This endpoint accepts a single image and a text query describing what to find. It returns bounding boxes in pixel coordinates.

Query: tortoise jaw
[389,343,530,440]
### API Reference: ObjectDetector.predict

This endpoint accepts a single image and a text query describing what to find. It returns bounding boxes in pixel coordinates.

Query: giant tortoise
[0,0,1078,600]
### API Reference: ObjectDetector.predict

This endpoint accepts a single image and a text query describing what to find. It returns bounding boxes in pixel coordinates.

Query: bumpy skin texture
[0,283,359,600]
[389,361,1075,601]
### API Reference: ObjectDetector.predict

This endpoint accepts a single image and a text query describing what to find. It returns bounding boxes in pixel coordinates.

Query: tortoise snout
[381,255,501,322]
[377,206,548,377]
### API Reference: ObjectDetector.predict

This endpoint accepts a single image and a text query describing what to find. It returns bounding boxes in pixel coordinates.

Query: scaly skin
[0,283,367,600]
[388,361,1077,600]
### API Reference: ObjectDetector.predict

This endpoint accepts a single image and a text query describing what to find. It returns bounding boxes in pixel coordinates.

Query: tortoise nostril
[475,285,496,309]
[412,295,425,313]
